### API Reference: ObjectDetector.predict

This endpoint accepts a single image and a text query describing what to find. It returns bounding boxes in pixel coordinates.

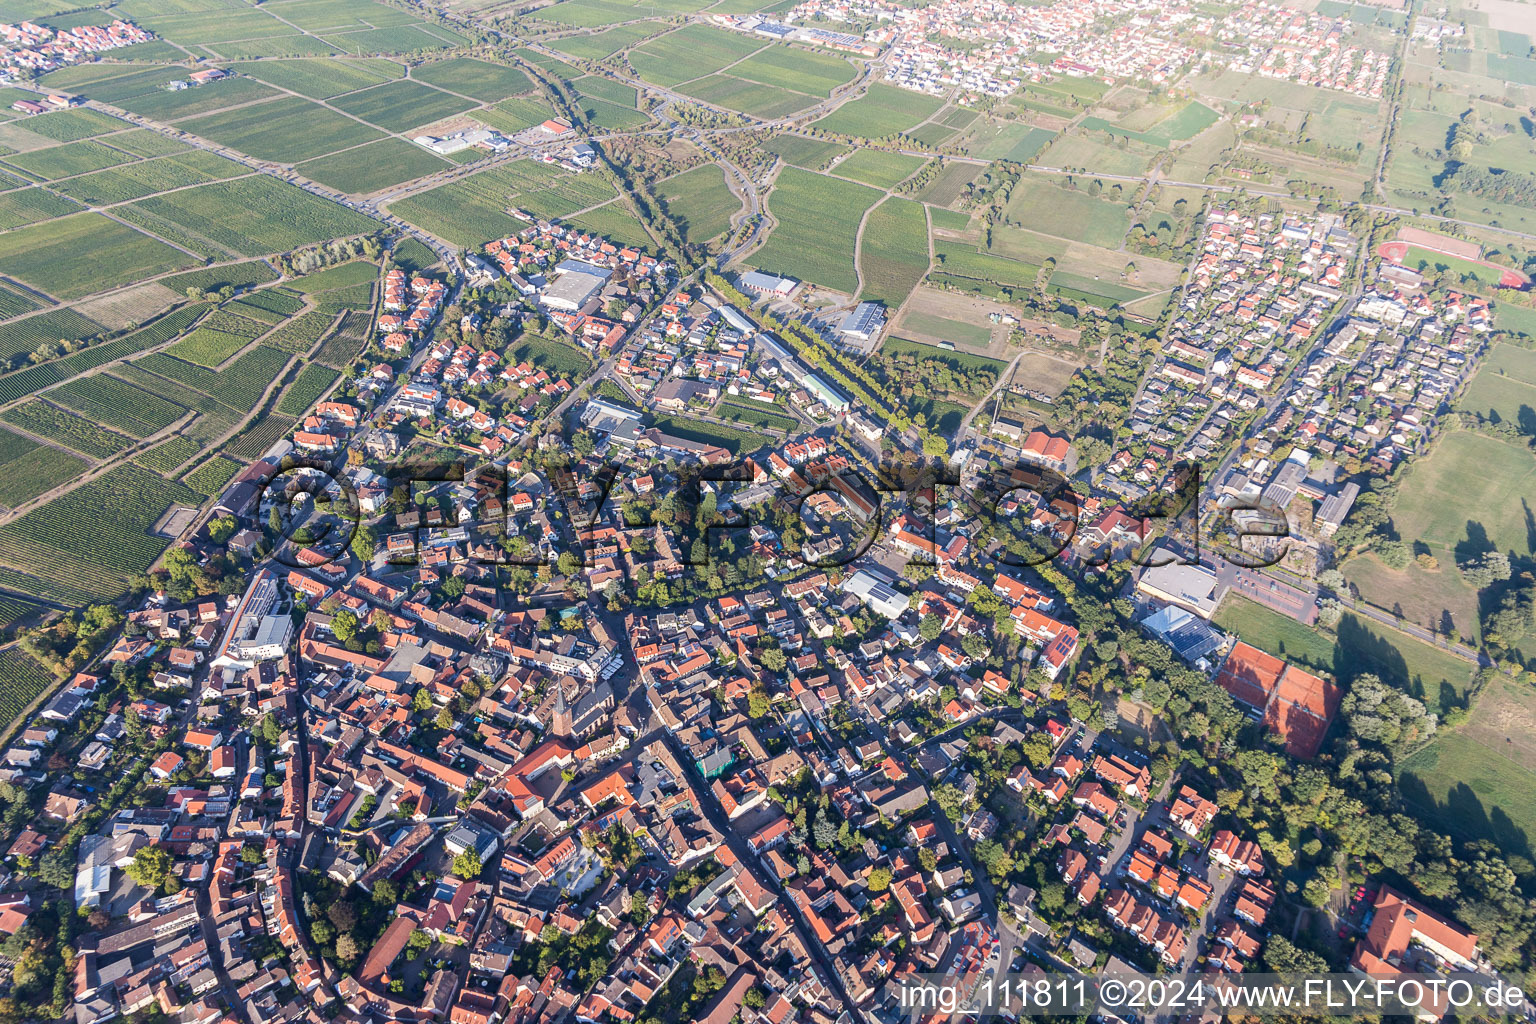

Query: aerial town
[0,0,1530,1023]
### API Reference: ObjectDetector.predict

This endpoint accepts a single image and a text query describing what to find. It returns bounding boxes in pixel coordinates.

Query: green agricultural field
[1400,727,1536,854]
[183,454,243,495]
[49,374,190,437]
[0,213,194,300]
[714,400,797,433]
[726,44,857,97]
[0,187,80,230]
[508,333,591,378]
[0,427,85,510]
[297,138,451,193]
[764,133,847,170]
[127,6,300,46]
[477,96,556,135]
[331,79,475,132]
[240,57,402,98]
[289,262,377,293]
[49,151,245,205]
[564,203,654,250]
[103,130,199,159]
[834,149,927,188]
[650,414,766,455]
[167,310,265,366]
[386,160,576,247]
[917,163,981,207]
[857,198,929,310]
[276,362,340,414]
[965,121,1055,162]
[0,282,43,320]
[548,22,657,61]
[658,164,739,243]
[135,435,203,474]
[1002,178,1129,248]
[810,83,944,139]
[931,240,1039,291]
[178,96,385,163]
[0,463,201,602]
[2,139,134,180]
[628,24,764,88]
[1458,342,1536,425]
[0,400,135,458]
[752,165,880,293]
[1081,101,1220,147]
[883,336,1005,374]
[678,75,815,119]
[101,76,282,122]
[127,175,379,257]
[165,261,279,294]
[411,58,532,101]
[9,108,125,143]
[0,648,56,729]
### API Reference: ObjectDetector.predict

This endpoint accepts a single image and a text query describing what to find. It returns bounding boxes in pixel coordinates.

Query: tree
[208,516,238,544]
[919,613,943,642]
[812,813,836,849]
[747,685,770,719]
[334,933,360,965]
[326,900,357,932]
[240,844,263,865]
[556,551,582,577]
[412,688,433,713]
[260,712,281,745]
[759,648,787,673]
[867,866,892,892]
[330,609,359,645]
[451,849,482,880]
[126,845,172,890]
[351,525,376,563]
[373,879,398,906]
[435,706,455,730]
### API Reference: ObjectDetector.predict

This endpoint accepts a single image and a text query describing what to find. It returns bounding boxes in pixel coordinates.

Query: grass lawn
[296,137,451,193]
[894,310,994,348]
[0,213,195,299]
[1002,178,1129,248]
[810,83,944,139]
[658,164,739,243]
[1400,727,1536,855]
[1457,341,1536,426]
[1494,301,1536,339]
[1392,428,1536,562]
[834,149,927,188]
[1214,595,1474,712]
[751,164,880,293]
[857,197,929,310]
[1343,552,1481,645]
